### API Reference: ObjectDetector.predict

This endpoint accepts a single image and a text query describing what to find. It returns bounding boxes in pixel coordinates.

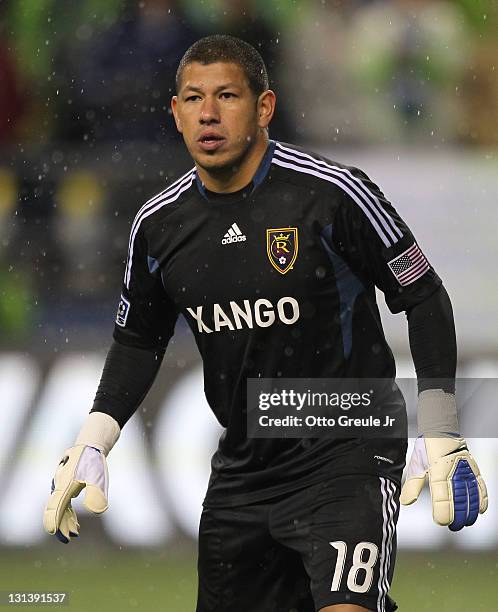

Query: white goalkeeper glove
[43,412,120,543]
[400,391,488,531]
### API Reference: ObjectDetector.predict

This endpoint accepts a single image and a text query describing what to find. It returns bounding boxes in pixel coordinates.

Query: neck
[196,134,269,193]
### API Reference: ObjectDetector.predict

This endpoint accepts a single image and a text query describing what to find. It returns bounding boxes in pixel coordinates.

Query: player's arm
[327,166,487,530]
[401,288,488,529]
[43,224,178,543]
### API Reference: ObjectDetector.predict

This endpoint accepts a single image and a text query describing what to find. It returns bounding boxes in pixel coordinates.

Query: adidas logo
[221,222,246,245]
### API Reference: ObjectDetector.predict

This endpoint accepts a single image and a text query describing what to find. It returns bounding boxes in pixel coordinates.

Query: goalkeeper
[44,34,487,612]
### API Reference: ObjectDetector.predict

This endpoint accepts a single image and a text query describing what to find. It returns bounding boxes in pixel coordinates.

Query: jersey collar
[195,139,276,201]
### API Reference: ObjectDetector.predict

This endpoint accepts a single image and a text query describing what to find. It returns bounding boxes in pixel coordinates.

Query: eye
[185,95,201,102]
[220,92,237,99]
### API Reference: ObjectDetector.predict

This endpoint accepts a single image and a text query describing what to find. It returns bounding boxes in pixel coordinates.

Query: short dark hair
[176,35,269,97]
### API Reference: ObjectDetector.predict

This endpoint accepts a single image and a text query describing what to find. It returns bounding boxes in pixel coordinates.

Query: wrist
[74,412,121,456]
[417,389,459,437]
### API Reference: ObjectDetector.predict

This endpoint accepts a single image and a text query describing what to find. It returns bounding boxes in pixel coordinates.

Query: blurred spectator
[4,0,124,144]
[0,168,34,338]
[456,0,498,33]
[0,168,17,251]
[348,0,472,143]
[280,1,364,144]
[0,7,26,142]
[54,170,107,297]
[54,0,199,143]
[459,40,498,145]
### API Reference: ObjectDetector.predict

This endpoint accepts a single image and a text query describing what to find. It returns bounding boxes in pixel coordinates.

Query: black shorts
[197,474,400,612]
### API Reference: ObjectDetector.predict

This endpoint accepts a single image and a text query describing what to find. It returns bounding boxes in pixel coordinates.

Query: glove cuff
[417,389,459,436]
[74,412,120,456]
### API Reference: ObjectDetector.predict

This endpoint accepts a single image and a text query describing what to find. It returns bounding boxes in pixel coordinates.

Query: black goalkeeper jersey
[113,140,441,506]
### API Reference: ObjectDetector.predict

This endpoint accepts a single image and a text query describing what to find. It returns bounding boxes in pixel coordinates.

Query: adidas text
[222,234,246,244]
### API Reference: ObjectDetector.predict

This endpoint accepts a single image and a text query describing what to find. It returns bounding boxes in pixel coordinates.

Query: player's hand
[400,435,488,531]
[43,445,109,543]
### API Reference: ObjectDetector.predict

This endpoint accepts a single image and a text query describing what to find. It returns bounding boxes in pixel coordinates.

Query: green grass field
[1,547,497,611]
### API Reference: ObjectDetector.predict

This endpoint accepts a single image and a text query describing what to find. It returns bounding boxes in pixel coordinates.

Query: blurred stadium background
[0,0,497,610]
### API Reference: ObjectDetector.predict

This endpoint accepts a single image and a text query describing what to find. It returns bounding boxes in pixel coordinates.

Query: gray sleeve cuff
[417,389,459,436]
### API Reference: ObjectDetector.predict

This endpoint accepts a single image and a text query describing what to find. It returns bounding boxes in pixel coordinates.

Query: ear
[171,96,182,133]
[257,90,276,130]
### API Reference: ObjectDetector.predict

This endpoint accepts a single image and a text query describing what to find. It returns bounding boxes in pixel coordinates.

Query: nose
[199,96,220,124]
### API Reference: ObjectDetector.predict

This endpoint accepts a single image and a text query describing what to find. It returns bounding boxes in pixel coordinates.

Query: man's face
[171,62,263,173]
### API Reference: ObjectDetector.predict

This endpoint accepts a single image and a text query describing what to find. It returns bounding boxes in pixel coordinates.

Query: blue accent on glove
[49,477,79,543]
[449,459,479,531]
[55,529,69,544]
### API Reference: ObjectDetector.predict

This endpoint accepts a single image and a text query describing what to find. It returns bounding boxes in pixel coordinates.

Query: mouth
[197,133,226,152]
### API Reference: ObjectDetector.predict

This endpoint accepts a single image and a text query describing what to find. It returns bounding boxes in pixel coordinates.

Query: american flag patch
[387,243,430,286]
